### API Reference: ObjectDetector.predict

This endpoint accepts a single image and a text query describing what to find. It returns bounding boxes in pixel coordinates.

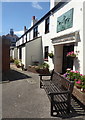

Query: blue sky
[1,1,50,37]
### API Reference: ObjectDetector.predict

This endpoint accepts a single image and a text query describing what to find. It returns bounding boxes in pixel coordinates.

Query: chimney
[31,16,38,27]
[24,26,27,33]
[10,29,14,36]
[32,16,35,20]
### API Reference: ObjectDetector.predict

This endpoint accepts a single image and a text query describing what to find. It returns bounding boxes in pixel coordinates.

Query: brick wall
[2,36,10,72]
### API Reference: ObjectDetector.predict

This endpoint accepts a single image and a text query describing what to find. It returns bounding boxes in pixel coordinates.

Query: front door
[62,45,74,73]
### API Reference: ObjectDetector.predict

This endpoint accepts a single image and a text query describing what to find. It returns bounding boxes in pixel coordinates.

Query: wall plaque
[57,8,74,32]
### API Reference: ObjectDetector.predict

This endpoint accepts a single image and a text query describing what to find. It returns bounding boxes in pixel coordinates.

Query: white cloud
[14,30,24,37]
[32,2,43,10]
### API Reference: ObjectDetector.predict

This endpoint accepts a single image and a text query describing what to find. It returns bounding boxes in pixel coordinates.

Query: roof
[6,34,18,39]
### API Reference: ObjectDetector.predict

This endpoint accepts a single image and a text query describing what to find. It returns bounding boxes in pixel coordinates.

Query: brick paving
[2,64,85,119]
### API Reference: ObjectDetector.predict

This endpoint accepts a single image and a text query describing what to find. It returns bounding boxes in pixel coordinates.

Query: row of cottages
[15,0,85,74]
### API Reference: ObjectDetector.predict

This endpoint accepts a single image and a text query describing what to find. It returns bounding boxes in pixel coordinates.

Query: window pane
[44,46,49,60]
[45,17,49,34]
[33,26,38,38]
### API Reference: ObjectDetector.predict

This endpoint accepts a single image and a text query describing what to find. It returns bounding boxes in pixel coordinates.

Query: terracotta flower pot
[76,85,82,89]
[81,88,85,93]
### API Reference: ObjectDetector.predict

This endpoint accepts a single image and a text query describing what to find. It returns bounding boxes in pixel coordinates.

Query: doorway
[62,44,74,73]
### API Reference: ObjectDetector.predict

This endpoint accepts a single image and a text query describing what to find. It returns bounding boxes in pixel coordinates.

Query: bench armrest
[39,74,51,76]
[48,90,70,95]
[39,74,52,81]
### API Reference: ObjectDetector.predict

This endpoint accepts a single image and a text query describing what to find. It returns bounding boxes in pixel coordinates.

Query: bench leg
[50,95,54,116]
[40,76,42,88]
[40,80,42,88]
[67,94,71,113]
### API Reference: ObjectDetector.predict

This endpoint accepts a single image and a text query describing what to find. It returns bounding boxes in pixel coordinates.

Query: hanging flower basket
[48,52,54,58]
[66,51,77,58]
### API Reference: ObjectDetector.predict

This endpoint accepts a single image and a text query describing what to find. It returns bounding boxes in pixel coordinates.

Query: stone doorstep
[0,80,9,84]
[73,86,85,105]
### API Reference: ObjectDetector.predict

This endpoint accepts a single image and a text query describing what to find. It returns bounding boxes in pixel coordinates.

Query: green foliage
[14,59,21,66]
[82,85,85,89]
[48,52,54,58]
[63,69,85,89]
[42,62,49,69]
[66,69,81,81]
[36,62,49,70]
[10,56,14,62]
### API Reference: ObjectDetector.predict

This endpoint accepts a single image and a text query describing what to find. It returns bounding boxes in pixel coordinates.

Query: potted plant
[75,80,82,89]
[10,56,14,63]
[14,59,21,68]
[35,62,50,74]
[81,85,85,93]
[65,69,81,81]
[48,51,54,58]
[21,63,24,70]
[81,75,85,92]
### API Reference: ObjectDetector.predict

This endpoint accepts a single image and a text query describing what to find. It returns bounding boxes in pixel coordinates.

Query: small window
[44,46,49,61]
[45,17,50,34]
[22,37,24,44]
[26,34,27,42]
[19,47,22,59]
[12,44,15,46]
[33,26,38,38]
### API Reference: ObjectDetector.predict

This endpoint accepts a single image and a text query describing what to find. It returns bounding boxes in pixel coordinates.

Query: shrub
[14,59,21,67]
[35,62,49,70]
[10,56,14,62]
[63,69,85,91]
[48,52,54,58]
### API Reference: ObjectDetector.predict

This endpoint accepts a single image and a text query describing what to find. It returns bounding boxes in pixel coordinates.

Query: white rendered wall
[17,48,19,60]
[26,37,43,68]
[14,48,18,59]
[10,49,13,57]
[51,1,83,39]
[50,0,60,10]
[24,35,26,43]
[50,0,84,74]
[50,0,55,10]
[12,50,14,59]
[22,46,26,68]
[27,33,29,42]
[83,1,85,74]
[30,29,33,40]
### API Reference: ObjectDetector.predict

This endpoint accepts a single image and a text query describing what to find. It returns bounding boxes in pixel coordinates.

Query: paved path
[2,64,85,119]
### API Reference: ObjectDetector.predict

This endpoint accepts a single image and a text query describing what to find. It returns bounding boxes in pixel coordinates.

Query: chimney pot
[32,16,35,20]
[24,26,27,33]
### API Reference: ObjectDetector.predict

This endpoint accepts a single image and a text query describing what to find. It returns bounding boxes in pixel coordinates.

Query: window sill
[45,31,49,34]
[44,59,48,61]
[33,36,38,39]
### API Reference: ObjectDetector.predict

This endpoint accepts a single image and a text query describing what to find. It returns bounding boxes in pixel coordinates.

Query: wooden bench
[39,70,74,116]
